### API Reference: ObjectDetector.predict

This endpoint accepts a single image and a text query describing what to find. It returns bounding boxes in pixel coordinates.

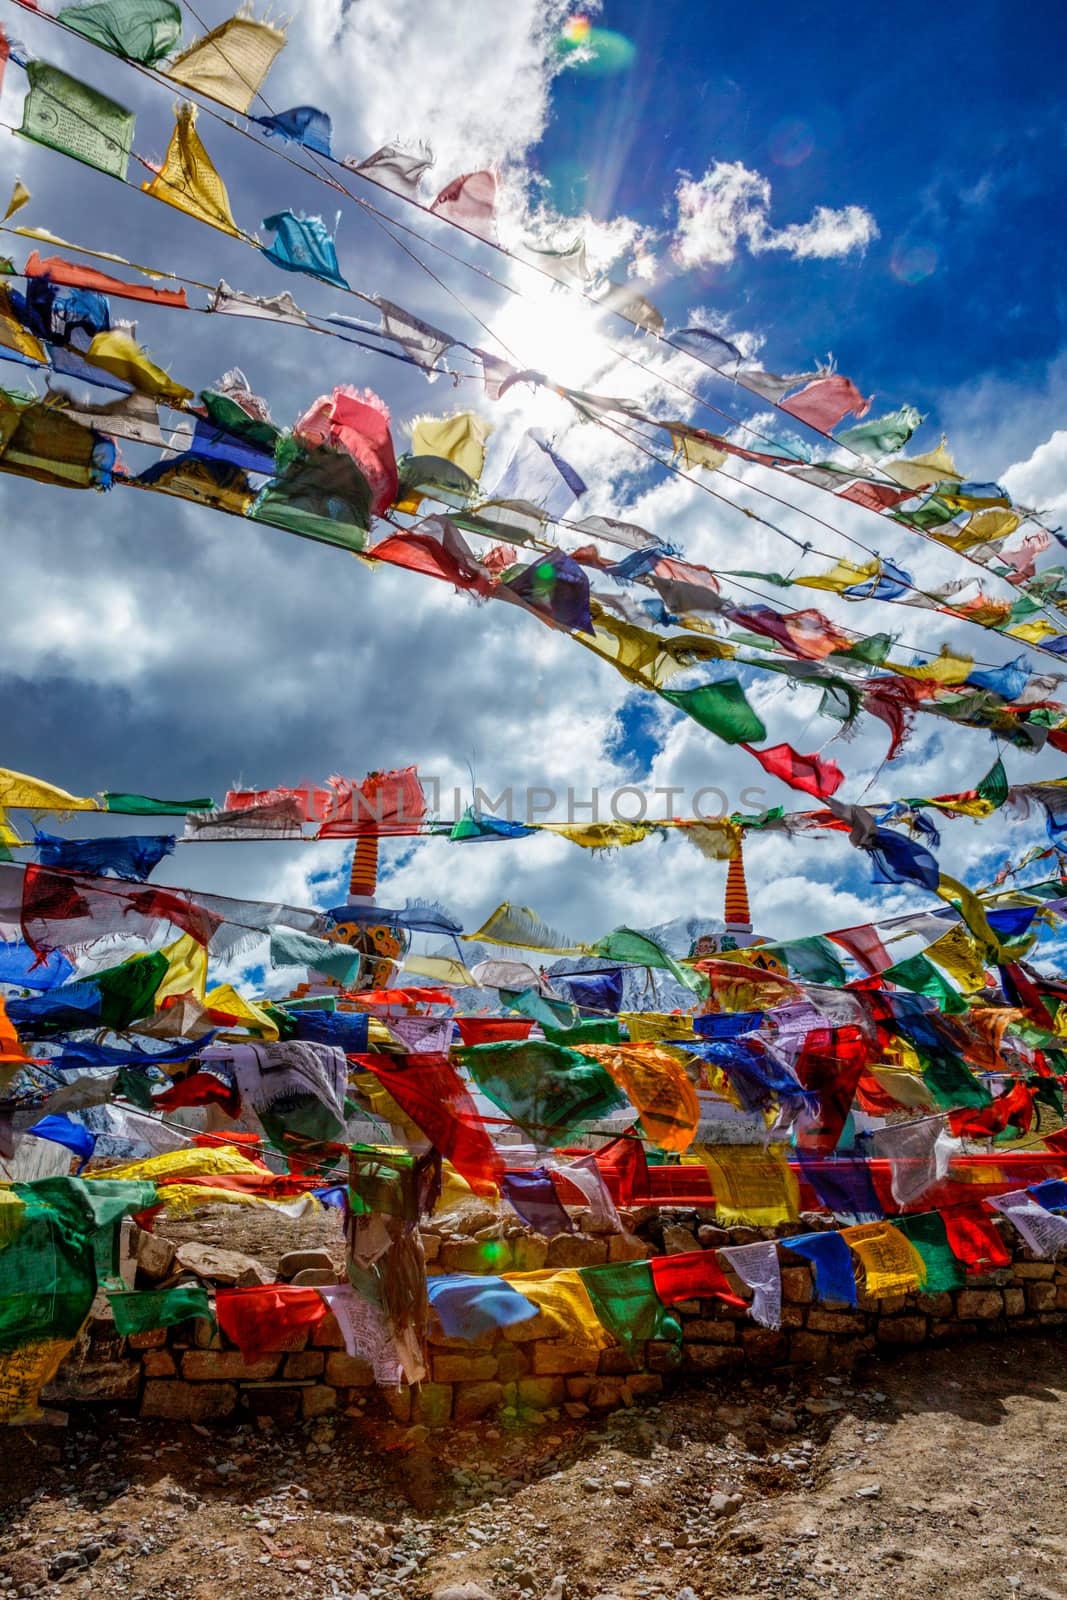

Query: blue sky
[544,1,1067,398]
[1,0,1066,969]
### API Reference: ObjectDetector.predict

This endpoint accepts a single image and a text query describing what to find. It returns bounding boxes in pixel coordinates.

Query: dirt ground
[1,1334,1065,1600]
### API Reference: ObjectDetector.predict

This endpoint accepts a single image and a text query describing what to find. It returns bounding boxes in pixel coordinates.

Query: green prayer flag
[891,496,957,530]
[107,1282,211,1337]
[199,389,282,456]
[104,792,215,814]
[459,1040,627,1145]
[581,1261,682,1354]
[113,1067,157,1111]
[251,441,371,553]
[500,988,578,1031]
[836,405,923,458]
[269,926,362,985]
[59,0,183,64]
[976,757,1008,812]
[892,1213,964,1292]
[759,936,846,986]
[349,1145,423,1219]
[594,927,706,995]
[833,632,893,666]
[884,953,968,1015]
[95,951,168,1029]
[917,1049,991,1110]
[660,680,766,745]
[543,1018,622,1046]
[19,60,134,180]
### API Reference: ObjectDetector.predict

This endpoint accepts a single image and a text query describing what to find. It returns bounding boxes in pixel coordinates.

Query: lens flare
[890,238,938,284]
[556,22,636,75]
[768,117,815,167]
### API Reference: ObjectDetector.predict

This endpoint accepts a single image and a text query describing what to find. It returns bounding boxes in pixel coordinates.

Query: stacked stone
[41,1218,1067,1427]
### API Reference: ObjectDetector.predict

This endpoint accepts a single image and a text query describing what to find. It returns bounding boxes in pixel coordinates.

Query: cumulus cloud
[671,160,878,268]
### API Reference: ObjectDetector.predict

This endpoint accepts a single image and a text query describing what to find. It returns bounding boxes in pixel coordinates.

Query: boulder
[278,1248,336,1280]
[174,1242,273,1287]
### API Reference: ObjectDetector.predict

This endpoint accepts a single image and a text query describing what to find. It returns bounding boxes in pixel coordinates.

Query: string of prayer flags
[501,1267,614,1350]
[164,12,286,113]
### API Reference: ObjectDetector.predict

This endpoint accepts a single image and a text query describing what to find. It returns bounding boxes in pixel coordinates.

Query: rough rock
[174,1242,274,1287]
[278,1248,336,1280]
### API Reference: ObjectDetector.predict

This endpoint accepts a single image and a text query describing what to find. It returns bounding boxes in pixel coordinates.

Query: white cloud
[671,160,878,269]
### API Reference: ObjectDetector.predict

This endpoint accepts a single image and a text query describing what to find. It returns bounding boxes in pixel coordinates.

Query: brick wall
[40,1217,1067,1427]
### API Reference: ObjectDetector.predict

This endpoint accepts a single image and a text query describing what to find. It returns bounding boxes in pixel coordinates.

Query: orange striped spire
[723,837,751,929]
[348,834,379,900]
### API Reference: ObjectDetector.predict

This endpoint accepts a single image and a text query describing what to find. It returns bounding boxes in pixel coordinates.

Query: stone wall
[40,1215,1067,1427]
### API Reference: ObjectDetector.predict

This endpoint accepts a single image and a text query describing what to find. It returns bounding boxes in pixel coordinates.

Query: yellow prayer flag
[85,330,193,402]
[933,509,1020,552]
[1007,619,1058,644]
[144,104,242,237]
[924,925,988,992]
[550,821,653,850]
[0,286,47,366]
[890,645,973,684]
[153,933,209,1008]
[579,1043,700,1152]
[503,1268,614,1349]
[0,767,99,814]
[937,873,1035,965]
[841,1222,925,1296]
[205,983,279,1040]
[154,1185,319,1219]
[165,14,286,113]
[669,428,727,473]
[3,179,31,222]
[0,1337,78,1423]
[402,954,479,986]
[868,1066,937,1109]
[696,1144,799,1227]
[89,1146,262,1184]
[410,412,492,481]
[794,557,880,594]
[0,809,23,852]
[620,1013,696,1043]
[886,436,961,490]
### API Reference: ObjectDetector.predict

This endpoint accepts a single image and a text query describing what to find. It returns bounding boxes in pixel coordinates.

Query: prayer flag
[165,13,285,112]
[144,105,241,237]
[19,60,134,180]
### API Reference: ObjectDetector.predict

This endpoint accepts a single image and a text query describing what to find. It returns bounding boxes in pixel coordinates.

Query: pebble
[612,1480,634,1496]
[855,1485,882,1499]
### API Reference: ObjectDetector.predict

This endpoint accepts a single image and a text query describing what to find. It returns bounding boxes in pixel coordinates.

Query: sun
[493,286,619,395]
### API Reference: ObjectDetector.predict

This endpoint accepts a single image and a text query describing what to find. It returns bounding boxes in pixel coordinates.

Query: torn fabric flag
[254,106,331,157]
[143,104,241,236]
[19,60,134,181]
[165,13,286,113]
[344,143,434,198]
[430,170,497,240]
[261,212,349,290]
[58,0,182,65]
[33,830,174,881]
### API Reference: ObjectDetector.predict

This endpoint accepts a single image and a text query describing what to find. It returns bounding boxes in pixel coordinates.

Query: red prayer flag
[650,1250,746,1308]
[216,1285,328,1362]
[742,742,844,799]
[21,865,221,955]
[455,1018,535,1046]
[780,374,872,432]
[350,1051,503,1196]
[24,251,189,308]
[941,1205,1012,1273]
[430,170,497,240]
